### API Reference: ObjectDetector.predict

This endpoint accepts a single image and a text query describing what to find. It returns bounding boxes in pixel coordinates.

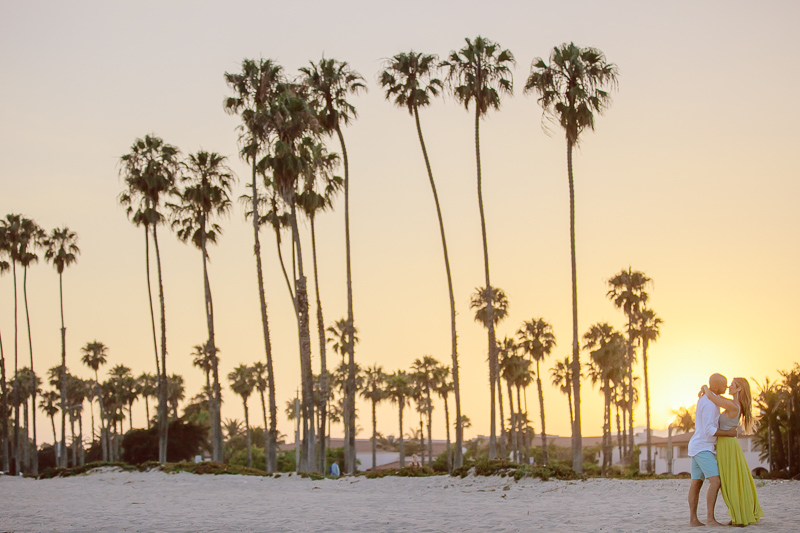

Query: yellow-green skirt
[718,436,764,526]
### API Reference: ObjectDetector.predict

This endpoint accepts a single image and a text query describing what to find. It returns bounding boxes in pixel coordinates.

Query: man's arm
[699,401,720,438]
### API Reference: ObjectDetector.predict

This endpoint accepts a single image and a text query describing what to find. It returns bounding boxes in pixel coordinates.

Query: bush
[122,419,207,464]
[229,446,266,471]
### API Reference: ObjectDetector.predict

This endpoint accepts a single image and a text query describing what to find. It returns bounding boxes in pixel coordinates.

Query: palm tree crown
[442,36,515,116]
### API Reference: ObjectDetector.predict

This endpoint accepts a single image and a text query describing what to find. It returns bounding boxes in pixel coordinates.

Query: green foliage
[277,450,296,472]
[229,446,266,471]
[365,466,435,478]
[122,419,208,464]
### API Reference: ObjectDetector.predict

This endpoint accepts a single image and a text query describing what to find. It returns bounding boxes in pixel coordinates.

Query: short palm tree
[138,372,158,428]
[80,341,109,461]
[525,43,618,472]
[550,356,575,430]
[39,389,60,447]
[433,365,454,473]
[300,57,366,474]
[170,150,236,463]
[386,370,412,467]
[517,318,556,464]
[607,267,651,461]
[411,355,441,465]
[360,364,387,472]
[228,365,256,468]
[43,226,79,467]
[443,36,514,459]
[225,58,283,473]
[119,134,181,464]
[469,284,510,457]
[379,50,464,469]
[251,361,271,463]
[633,307,662,472]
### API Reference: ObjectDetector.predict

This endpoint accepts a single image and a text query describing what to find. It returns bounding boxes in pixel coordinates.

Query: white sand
[1,470,797,532]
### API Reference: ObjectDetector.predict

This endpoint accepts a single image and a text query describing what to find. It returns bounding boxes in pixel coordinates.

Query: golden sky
[1,1,798,446]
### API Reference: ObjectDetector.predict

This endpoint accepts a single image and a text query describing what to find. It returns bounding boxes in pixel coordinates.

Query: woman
[701,377,764,526]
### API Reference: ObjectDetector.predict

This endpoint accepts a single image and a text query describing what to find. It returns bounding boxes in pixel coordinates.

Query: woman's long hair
[733,377,754,434]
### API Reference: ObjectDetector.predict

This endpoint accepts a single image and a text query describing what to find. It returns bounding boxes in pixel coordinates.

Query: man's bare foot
[689,519,705,527]
[706,519,725,527]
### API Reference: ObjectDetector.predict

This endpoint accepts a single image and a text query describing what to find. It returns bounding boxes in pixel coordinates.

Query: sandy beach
[1,469,797,532]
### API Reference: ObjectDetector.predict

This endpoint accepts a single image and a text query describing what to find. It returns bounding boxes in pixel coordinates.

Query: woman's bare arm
[701,385,739,412]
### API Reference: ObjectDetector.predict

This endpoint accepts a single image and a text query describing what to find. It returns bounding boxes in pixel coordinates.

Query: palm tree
[228,365,256,468]
[672,406,695,434]
[498,337,521,462]
[633,307,662,473]
[550,356,575,430]
[469,284,510,457]
[517,318,556,464]
[379,50,464,469]
[80,341,109,461]
[39,390,60,447]
[251,361,271,464]
[138,372,158,428]
[443,36,514,459]
[525,43,619,472]
[225,58,283,473]
[300,57,366,475]
[15,217,45,474]
[434,365,454,473]
[386,370,412,467]
[119,134,181,464]
[360,364,386,472]
[0,226,9,473]
[166,374,185,421]
[583,323,625,473]
[170,151,236,463]
[65,373,86,465]
[43,226,79,468]
[607,267,651,461]
[411,355,441,465]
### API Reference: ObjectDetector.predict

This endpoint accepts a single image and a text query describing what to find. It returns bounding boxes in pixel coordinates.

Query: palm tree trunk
[0,326,8,473]
[616,402,623,461]
[95,370,107,462]
[626,318,634,463]
[78,411,84,466]
[426,390,433,466]
[12,261,20,474]
[289,203,315,472]
[497,371,505,458]
[58,270,68,468]
[419,415,425,467]
[474,108,498,460]
[371,399,377,472]
[200,216,223,464]
[516,385,526,464]
[22,400,29,471]
[23,266,38,475]
[50,414,57,450]
[142,224,161,451]
[643,339,652,473]
[335,125,357,475]
[506,379,515,462]
[603,381,611,473]
[398,402,405,467]
[144,395,150,429]
[536,361,548,465]
[244,399,252,468]
[567,139,583,473]
[310,216,328,473]
[567,386,574,430]
[252,161,278,473]
[413,107,462,469]
[443,392,451,474]
[151,223,169,465]
[621,396,628,459]
[259,388,268,468]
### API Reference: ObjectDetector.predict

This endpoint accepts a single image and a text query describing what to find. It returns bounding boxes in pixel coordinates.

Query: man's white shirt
[688,395,720,457]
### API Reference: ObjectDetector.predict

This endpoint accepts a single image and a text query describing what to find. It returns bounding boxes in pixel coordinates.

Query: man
[687,373,738,527]
[329,460,340,477]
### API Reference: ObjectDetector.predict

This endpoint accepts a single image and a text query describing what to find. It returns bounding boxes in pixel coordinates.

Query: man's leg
[706,475,724,526]
[688,479,704,526]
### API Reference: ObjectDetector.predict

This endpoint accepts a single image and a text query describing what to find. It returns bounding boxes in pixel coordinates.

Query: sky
[1,1,798,448]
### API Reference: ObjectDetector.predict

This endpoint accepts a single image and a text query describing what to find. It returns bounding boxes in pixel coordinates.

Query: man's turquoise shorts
[691,450,719,480]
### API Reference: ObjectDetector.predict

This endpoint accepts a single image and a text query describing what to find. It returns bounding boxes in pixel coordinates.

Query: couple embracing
[688,373,764,527]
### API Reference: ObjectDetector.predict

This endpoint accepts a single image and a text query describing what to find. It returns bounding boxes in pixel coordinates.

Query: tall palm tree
[300,57,366,475]
[228,364,256,468]
[517,318,556,464]
[80,341,109,461]
[525,43,618,472]
[225,58,282,473]
[16,217,44,474]
[443,36,514,459]
[39,389,60,447]
[607,267,651,461]
[379,50,464,469]
[633,307,662,473]
[469,284,510,457]
[296,140,341,472]
[550,356,575,430]
[43,226,79,468]
[0,225,9,472]
[119,134,180,464]
[386,370,412,467]
[170,150,236,463]
[360,364,386,472]
[583,323,625,473]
